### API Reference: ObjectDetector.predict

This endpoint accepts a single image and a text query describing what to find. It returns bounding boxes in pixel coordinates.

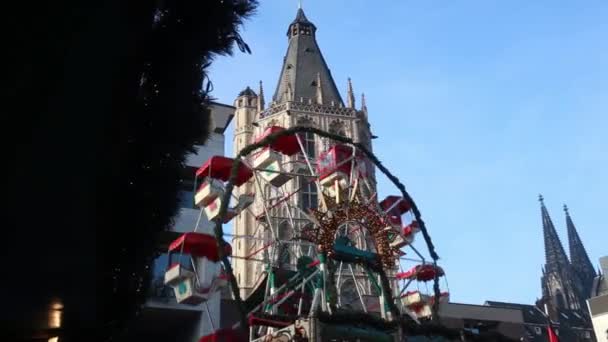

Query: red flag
[546,325,559,342]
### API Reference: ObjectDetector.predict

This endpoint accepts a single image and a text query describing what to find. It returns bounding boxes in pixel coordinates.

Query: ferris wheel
[163,126,448,341]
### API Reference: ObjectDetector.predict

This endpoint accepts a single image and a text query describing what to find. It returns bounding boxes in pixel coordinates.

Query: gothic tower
[564,204,597,299]
[231,8,374,299]
[232,86,260,297]
[537,195,587,319]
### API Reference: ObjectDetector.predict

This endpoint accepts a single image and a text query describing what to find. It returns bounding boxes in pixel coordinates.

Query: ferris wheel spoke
[251,171,279,242]
[295,133,327,211]
[346,144,357,202]
[406,243,426,264]
[336,261,344,306]
[348,264,368,313]
[360,177,377,206]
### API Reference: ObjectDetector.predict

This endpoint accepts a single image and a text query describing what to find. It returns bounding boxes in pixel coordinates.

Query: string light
[312,202,394,268]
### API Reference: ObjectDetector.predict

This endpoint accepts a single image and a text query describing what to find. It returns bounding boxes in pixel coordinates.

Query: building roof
[485,301,549,325]
[291,8,314,27]
[272,8,343,106]
[208,101,235,134]
[440,302,523,324]
[484,301,592,329]
[238,86,257,97]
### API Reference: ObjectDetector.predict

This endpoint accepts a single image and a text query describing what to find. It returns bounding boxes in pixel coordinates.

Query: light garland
[312,202,394,268]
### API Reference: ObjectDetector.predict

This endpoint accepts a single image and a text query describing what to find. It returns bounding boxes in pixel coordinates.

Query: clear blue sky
[208,1,607,305]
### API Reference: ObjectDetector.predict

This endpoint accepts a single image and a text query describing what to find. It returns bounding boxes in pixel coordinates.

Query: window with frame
[300,177,318,211]
[298,131,316,159]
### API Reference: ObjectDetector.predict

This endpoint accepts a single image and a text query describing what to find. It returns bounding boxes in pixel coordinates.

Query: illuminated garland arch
[313,202,394,268]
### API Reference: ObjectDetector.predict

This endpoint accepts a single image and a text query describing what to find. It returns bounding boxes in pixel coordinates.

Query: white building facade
[138,102,235,342]
[587,256,608,342]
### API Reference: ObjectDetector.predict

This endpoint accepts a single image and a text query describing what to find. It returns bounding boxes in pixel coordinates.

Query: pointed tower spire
[257,80,265,111]
[272,8,343,106]
[539,195,570,273]
[346,77,355,109]
[564,204,597,295]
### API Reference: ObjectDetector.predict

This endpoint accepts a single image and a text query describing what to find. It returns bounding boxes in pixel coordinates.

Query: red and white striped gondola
[164,232,232,305]
[252,126,301,187]
[316,144,373,198]
[380,196,417,250]
[400,290,450,319]
[396,264,445,282]
[195,156,254,222]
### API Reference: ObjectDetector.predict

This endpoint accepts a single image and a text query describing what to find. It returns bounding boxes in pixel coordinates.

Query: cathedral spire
[539,195,570,273]
[564,204,597,295]
[347,78,355,109]
[272,8,343,106]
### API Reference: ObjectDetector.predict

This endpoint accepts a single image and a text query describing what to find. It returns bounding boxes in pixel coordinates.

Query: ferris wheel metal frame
[165,126,447,341]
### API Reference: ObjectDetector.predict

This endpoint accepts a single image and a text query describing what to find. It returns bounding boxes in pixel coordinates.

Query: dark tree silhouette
[5,1,256,341]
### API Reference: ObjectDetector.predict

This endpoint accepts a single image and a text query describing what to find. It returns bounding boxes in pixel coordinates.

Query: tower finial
[257,80,265,111]
[298,0,302,9]
[347,77,355,109]
[563,204,569,214]
[361,92,367,112]
[539,194,544,203]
